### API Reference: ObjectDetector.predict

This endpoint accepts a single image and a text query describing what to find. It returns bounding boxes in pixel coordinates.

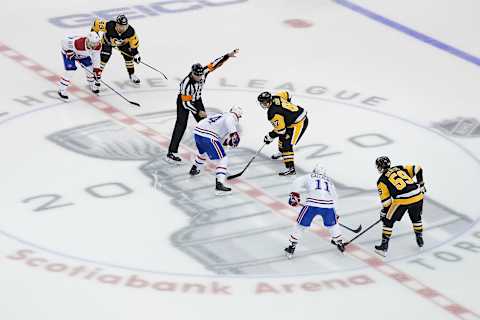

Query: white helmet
[86,32,101,48]
[229,106,243,119]
[312,164,326,176]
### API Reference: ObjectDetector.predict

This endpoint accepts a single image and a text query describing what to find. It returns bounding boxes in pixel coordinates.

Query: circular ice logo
[1,84,478,278]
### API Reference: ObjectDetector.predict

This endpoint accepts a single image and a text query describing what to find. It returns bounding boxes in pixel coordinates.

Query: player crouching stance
[284,164,344,259]
[374,156,426,257]
[258,91,308,176]
[57,32,102,99]
[189,107,243,195]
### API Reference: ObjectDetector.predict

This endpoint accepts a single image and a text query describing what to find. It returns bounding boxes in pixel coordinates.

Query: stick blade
[227,171,244,180]
[130,101,141,107]
[353,225,362,233]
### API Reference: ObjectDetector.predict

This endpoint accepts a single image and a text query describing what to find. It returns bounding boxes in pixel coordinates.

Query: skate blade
[374,249,387,257]
[285,252,294,259]
[164,157,184,165]
[215,190,232,196]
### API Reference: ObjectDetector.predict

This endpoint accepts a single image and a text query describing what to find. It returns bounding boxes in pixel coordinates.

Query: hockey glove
[419,182,426,193]
[223,132,240,147]
[264,132,275,144]
[93,68,102,81]
[133,54,141,64]
[65,50,75,60]
[380,208,387,222]
[288,192,300,207]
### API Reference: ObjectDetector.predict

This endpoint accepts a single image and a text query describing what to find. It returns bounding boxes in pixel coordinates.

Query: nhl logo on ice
[433,117,480,137]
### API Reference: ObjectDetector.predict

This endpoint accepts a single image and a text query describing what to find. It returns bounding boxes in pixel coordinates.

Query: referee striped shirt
[178,54,230,114]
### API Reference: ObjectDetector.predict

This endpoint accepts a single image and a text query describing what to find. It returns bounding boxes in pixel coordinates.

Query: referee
[166,48,239,163]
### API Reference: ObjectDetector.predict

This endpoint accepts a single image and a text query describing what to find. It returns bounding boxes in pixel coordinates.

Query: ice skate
[271,152,282,160]
[215,178,232,195]
[189,165,200,176]
[166,152,182,164]
[416,233,424,248]
[279,167,296,176]
[129,73,141,84]
[58,90,69,100]
[374,239,389,257]
[331,239,345,253]
[284,244,296,259]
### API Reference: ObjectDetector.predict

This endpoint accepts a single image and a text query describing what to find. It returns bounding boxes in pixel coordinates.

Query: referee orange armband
[181,95,193,102]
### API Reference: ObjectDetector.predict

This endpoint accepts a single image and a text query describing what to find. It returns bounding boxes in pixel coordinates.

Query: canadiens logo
[433,117,480,137]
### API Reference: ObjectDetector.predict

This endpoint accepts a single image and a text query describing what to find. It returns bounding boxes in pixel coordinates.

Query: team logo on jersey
[433,117,480,137]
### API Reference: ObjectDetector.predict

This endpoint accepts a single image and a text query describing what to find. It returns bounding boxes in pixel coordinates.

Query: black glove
[419,182,426,193]
[380,208,387,222]
[264,132,275,144]
[133,54,141,64]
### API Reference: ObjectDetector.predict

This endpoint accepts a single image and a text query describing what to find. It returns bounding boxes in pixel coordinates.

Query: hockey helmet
[116,14,128,26]
[312,164,326,176]
[229,106,243,119]
[257,91,272,109]
[191,63,204,76]
[86,32,101,48]
[375,156,391,172]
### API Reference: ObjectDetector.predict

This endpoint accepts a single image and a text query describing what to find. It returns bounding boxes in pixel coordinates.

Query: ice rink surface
[1,0,479,319]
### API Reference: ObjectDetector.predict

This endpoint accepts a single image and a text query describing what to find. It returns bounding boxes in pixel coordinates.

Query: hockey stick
[116,49,168,80]
[339,222,362,233]
[227,143,267,180]
[79,64,141,107]
[298,203,362,233]
[344,218,382,247]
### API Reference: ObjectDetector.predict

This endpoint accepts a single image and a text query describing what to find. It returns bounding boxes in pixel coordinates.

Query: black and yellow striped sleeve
[275,91,291,102]
[403,164,424,184]
[377,181,392,208]
[91,18,107,33]
[128,33,139,49]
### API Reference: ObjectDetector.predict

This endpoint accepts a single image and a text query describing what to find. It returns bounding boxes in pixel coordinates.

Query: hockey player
[189,106,242,195]
[57,32,102,100]
[374,156,426,257]
[284,164,344,258]
[257,91,309,176]
[166,49,239,163]
[91,14,141,84]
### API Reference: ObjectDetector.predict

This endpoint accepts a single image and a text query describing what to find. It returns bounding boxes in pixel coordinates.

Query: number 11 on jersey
[316,179,330,192]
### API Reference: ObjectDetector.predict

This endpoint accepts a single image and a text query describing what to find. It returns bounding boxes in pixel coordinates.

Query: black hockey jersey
[91,18,139,54]
[267,91,307,136]
[377,165,424,209]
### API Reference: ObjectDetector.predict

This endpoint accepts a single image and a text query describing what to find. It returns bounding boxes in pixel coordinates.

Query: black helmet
[116,14,128,26]
[191,63,204,76]
[375,156,391,172]
[257,91,272,109]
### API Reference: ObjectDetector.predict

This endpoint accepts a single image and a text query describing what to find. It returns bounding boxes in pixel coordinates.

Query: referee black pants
[168,95,206,153]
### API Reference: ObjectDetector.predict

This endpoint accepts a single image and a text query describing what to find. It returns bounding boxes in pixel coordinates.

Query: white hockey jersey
[194,112,238,141]
[292,173,338,208]
[61,35,101,69]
